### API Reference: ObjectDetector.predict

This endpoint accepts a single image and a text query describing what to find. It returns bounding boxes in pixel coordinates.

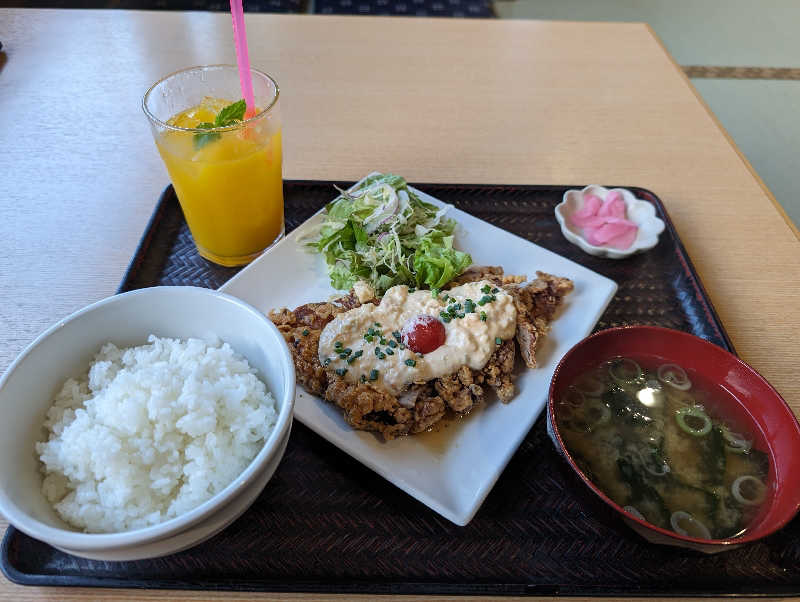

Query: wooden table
[1,8,798,601]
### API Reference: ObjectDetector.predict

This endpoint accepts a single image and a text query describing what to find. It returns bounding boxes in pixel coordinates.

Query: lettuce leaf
[306,173,472,295]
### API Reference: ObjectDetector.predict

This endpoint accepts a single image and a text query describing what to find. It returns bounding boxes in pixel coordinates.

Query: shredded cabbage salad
[306,173,472,295]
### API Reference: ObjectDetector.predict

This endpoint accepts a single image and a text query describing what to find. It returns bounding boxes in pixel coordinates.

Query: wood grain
[1,9,799,601]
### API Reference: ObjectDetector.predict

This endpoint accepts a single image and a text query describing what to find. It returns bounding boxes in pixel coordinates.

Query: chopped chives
[347,356,357,364]
[392,331,401,340]
[335,367,348,376]
[388,340,397,348]
[378,352,386,359]
[360,374,367,383]
[442,316,451,323]
[374,322,381,327]
[338,353,348,359]
[385,348,394,355]
[380,338,387,345]
[491,287,499,294]
[369,369,379,381]
[431,288,440,298]
[353,349,363,358]
[481,284,491,294]
[480,311,487,322]
[334,341,343,349]
[323,358,332,366]
[457,313,465,319]
[365,335,374,342]
[405,359,416,367]
[302,329,310,336]
[374,347,381,356]
[495,337,502,345]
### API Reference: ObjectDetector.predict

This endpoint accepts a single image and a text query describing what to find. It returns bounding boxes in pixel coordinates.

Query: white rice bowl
[35,335,277,534]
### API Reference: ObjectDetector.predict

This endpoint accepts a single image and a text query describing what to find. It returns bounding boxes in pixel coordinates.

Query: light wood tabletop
[1,8,798,601]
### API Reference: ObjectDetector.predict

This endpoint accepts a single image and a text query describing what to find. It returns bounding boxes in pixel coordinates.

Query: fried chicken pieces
[269,268,573,440]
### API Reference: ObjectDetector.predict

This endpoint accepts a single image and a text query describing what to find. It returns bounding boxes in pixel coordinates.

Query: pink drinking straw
[229,0,256,118]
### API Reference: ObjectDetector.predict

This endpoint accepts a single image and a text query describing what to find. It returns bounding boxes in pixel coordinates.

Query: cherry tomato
[401,314,446,354]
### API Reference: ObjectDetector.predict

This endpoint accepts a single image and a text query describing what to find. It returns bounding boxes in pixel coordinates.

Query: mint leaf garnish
[215,99,247,127]
[193,122,220,149]
[192,100,247,150]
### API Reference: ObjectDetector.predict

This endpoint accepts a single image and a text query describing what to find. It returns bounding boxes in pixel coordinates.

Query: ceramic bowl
[0,286,295,561]
[555,185,665,259]
[547,325,800,553]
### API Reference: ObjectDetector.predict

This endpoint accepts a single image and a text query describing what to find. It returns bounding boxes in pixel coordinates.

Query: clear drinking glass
[143,65,283,267]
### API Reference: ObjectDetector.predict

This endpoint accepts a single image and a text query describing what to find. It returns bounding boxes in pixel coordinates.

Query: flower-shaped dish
[555,185,665,259]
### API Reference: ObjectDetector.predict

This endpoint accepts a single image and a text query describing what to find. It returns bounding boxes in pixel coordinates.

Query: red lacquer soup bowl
[547,326,800,553]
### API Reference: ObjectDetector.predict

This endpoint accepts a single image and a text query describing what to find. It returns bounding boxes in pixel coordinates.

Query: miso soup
[558,355,770,540]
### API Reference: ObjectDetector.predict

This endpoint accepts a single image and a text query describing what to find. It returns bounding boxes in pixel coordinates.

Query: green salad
[306,173,472,295]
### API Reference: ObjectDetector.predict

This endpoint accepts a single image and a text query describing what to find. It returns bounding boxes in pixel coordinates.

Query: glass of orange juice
[143,65,283,266]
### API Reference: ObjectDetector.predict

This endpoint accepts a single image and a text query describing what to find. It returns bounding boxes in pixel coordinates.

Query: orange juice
[156,97,283,266]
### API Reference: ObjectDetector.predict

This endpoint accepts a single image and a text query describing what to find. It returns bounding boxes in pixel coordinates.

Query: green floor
[496,0,800,229]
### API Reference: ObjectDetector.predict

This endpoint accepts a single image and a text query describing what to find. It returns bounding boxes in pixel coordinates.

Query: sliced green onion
[721,427,752,454]
[670,511,711,539]
[335,368,348,376]
[481,284,491,294]
[323,358,331,366]
[369,369,379,381]
[480,311,487,322]
[388,340,397,348]
[353,350,363,358]
[563,386,585,408]
[623,505,645,520]
[608,357,642,383]
[360,374,367,383]
[334,341,343,349]
[378,352,386,359]
[491,287,499,293]
[675,406,712,437]
[584,400,611,428]
[405,359,416,367]
[385,348,394,355]
[392,331,401,341]
[302,329,310,336]
[495,337,502,345]
[732,475,767,506]
[574,373,604,397]
[658,363,692,391]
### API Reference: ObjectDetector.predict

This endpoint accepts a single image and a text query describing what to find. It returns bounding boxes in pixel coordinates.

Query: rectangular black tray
[4,181,800,596]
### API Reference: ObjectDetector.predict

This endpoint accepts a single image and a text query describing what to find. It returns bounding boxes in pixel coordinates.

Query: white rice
[36,335,277,534]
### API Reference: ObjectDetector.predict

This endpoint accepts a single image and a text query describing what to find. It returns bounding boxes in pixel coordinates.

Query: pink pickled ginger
[568,190,638,250]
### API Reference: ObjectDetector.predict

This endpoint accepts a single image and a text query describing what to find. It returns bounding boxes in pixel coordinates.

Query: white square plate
[220,181,617,525]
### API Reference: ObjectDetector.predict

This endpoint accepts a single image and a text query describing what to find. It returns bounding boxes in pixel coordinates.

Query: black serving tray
[4,181,800,596]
